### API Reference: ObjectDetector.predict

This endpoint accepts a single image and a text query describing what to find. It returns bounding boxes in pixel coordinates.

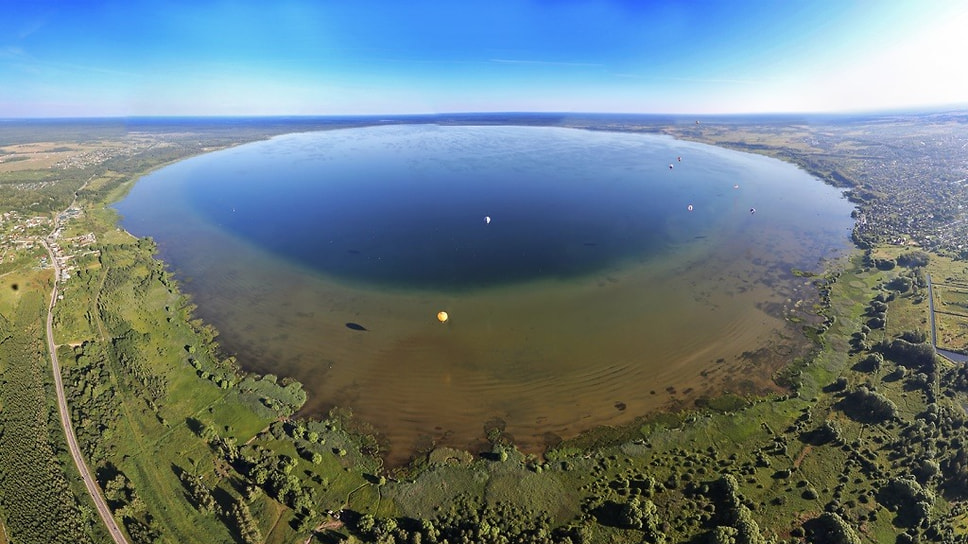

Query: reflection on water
[115,126,854,465]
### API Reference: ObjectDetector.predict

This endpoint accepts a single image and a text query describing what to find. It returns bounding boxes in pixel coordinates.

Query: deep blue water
[117,125,846,291]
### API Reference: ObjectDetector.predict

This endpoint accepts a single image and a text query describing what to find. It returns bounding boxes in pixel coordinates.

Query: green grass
[46,227,287,542]
[0,270,33,317]
[484,468,578,523]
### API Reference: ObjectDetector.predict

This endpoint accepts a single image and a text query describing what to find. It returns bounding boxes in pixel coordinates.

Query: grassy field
[0,141,119,173]
[50,234,319,543]
[932,282,968,352]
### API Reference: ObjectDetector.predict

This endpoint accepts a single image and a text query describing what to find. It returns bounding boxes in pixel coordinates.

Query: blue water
[114,125,855,463]
[119,125,799,290]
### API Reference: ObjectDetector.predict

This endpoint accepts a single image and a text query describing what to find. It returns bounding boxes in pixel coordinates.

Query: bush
[900,330,927,344]
[887,276,913,293]
[838,387,897,423]
[897,250,930,268]
[874,259,896,270]
[854,354,882,373]
[882,338,935,370]
[801,420,844,446]
[804,512,861,544]
[876,477,932,528]
[831,377,849,392]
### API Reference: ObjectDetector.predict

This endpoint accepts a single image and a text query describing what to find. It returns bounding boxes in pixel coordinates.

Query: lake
[114,124,854,465]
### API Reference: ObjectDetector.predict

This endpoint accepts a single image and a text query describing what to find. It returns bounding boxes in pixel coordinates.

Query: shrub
[855,354,882,373]
[887,276,913,293]
[874,259,896,270]
[838,387,897,423]
[802,420,844,446]
[805,512,861,544]
[882,338,935,370]
[897,250,930,268]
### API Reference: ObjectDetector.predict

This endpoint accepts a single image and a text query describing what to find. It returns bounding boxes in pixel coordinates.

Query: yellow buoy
[437,311,449,323]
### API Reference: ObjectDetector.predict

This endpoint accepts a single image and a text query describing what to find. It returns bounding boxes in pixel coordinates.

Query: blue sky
[2,0,966,117]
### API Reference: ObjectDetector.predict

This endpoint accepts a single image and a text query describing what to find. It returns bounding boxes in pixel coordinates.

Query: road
[42,179,129,544]
[43,240,129,544]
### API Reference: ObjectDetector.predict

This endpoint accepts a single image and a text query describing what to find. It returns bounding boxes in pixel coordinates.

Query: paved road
[43,240,129,544]
[42,179,130,544]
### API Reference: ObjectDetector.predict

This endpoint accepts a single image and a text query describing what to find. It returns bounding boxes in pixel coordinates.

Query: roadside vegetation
[2,114,968,543]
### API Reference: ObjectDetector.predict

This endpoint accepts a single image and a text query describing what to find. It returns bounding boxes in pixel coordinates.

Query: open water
[115,125,854,464]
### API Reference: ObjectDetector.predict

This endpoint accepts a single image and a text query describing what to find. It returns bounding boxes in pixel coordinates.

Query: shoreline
[104,122,855,467]
[10,113,968,543]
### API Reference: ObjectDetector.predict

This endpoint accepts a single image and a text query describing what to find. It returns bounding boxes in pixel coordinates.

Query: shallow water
[115,125,854,465]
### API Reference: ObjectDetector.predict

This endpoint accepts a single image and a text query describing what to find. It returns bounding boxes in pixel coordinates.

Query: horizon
[3,1,968,118]
[3,104,968,123]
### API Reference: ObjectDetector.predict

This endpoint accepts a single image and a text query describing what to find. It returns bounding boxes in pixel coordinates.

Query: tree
[897,250,930,268]
[883,338,936,370]
[806,512,861,544]
[810,420,844,445]
[178,470,215,514]
[838,386,897,423]
[710,526,738,544]
[887,276,913,293]
[731,505,765,544]
[877,477,933,527]
[104,474,132,505]
[357,514,376,535]
[856,353,882,373]
[231,497,263,544]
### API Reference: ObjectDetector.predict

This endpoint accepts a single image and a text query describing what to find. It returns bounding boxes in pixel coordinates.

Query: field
[932,283,968,352]
[0,141,122,173]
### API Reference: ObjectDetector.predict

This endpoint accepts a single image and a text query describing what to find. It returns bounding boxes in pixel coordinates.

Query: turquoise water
[115,125,854,464]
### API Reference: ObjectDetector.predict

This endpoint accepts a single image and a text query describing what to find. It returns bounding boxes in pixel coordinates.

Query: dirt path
[793,444,813,469]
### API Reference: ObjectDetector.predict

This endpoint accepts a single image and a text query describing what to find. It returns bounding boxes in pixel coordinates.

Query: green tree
[231,497,263,544]
[807,512,861,544]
